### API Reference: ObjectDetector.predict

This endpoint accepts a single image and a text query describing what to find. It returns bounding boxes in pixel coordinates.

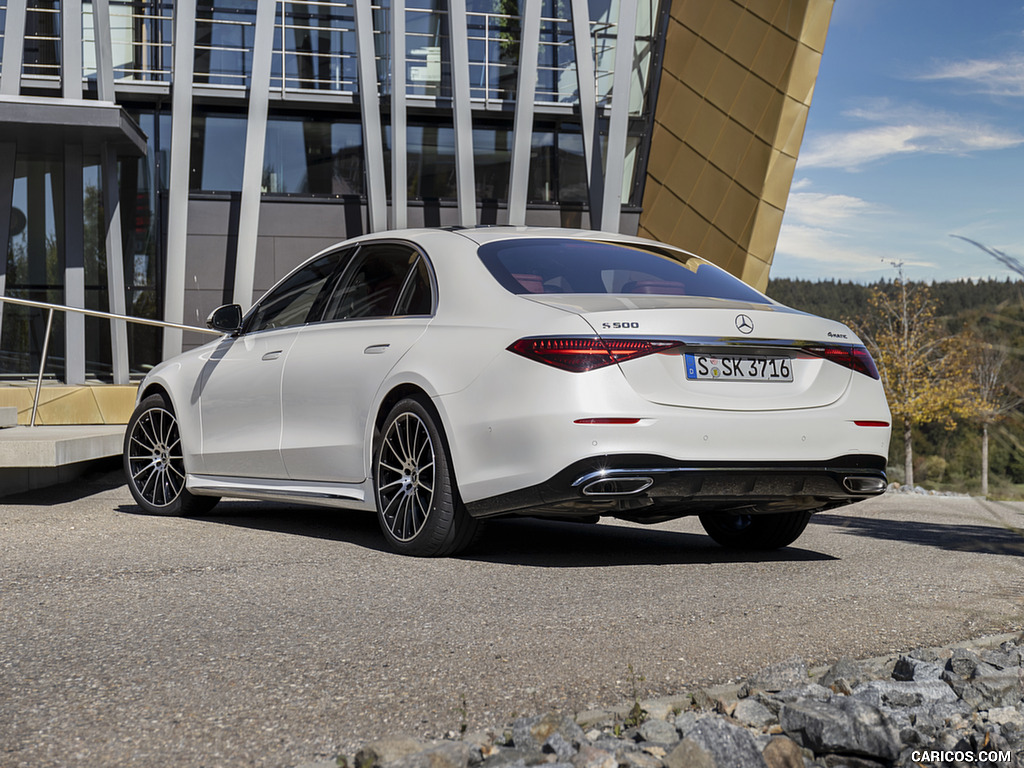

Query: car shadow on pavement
[810,512,1024,557]
[462,518,837,567]
[119,499,392,551]
[116,500,837,566]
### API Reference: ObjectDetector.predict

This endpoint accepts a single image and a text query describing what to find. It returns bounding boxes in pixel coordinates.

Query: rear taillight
[508,337,681,372]
[803,344,880,379]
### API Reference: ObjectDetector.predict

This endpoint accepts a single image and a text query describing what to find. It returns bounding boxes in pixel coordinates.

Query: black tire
[123,393,219,516]
[373,397,481,556]
[699,510,813,550]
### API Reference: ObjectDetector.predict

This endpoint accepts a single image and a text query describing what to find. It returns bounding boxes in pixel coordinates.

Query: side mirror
[206,304,243,334]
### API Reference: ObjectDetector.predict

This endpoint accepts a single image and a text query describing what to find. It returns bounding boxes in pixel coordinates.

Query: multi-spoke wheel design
[123,394,218,516]
[377,411,436,542]
[374,397,481,556]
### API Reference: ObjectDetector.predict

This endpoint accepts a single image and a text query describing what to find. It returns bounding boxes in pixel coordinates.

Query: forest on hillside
[765,277,1024,497]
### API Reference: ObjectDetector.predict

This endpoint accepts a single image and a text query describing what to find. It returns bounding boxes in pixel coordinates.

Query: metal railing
[0,294,220,427]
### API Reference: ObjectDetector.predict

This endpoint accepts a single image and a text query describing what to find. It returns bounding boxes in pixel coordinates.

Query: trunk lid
[523,295,856,411]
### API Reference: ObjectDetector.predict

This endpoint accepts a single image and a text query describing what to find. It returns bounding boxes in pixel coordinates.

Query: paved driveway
[1,471,1021,767]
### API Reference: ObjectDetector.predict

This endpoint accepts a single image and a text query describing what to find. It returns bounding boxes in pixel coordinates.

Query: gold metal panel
[662,19,697,78]
[641,0,835,290]
[762,147,798,209]
[752,25,797,88]
[706,53,748,114]
[673,0,713,35]
[709,116,755,181]
[690,165,732,222]
[778,94,811,157]
[687,98,728,160]
[681,36,721,98]
[788,43,823,105]
[713,181,758,236]
[665,141,705,200]
[700,0,745,53]
[725,10,771,71]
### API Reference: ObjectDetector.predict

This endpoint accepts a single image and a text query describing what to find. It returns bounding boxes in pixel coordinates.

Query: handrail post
[31,307,55,428]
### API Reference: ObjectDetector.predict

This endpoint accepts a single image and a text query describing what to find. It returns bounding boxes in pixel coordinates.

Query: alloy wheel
[377,411,436,542]
[126,406,186,508]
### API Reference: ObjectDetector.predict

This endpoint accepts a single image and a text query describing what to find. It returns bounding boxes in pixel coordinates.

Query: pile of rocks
[308,634,1023,768]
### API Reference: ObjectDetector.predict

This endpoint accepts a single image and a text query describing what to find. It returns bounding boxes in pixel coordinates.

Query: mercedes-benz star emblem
[735,314,754,334]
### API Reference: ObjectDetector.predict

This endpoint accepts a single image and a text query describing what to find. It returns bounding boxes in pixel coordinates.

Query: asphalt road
[1,469,1022,768]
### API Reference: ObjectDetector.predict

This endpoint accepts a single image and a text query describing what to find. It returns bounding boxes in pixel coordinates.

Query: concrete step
[0,425,125,497]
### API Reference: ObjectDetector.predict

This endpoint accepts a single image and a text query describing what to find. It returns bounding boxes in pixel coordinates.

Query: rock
[637,718,677,745]
[619,749,663,768]
[979,649,1017,670]
[947,648,980,677]
[690,688,720,712]
[477,746,541,768]
[686,717,769,768]
[851,679,959,710]
[544,732,577,762]
[384,742,473,768]
[760,736,805,768]
[748,657,809,693]
[821,658,870,689]
[779,697,901,761]
[570,745,616,768]
[820,756,888,768]
[987,706,1024,727]
[663,738,716,768]
[891,655,944,682]
[969,670,1024,709]
[356,737,427,768]
[775,684,832,704]
[511,713,585,753]
[734,698,776,729]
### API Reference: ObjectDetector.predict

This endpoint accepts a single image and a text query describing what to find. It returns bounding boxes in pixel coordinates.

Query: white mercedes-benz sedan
[124,227,891,556]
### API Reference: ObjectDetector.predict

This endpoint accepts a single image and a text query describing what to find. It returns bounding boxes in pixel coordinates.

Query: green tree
[849,268,978,487]
[971,341,1021,497]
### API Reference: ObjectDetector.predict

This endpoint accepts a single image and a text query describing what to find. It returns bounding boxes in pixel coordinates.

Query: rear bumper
[464,453,887,520]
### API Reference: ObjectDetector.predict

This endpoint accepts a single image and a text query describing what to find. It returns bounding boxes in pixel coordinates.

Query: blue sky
[771,0,1024,283]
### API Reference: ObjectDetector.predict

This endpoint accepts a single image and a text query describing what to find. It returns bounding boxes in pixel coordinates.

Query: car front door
[197,249,346,478]
[280,242,434,483]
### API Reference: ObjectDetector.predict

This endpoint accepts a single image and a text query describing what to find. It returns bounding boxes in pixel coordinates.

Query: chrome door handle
[261,350,283,361]
[364,344,390,355]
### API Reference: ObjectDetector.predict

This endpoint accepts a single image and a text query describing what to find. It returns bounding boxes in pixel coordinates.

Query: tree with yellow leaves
[848,267,978,488]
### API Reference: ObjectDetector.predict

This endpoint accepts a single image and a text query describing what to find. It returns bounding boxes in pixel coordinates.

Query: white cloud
[797,102,1024,171]
[920,53,1024,97]
[784,191,880,227]
[774,190,935,278]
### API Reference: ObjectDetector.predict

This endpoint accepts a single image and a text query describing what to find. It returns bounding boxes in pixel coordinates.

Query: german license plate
[685,353,793,382]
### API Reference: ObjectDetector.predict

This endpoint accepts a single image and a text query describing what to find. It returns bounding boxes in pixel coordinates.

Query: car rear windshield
[477,238,771,303]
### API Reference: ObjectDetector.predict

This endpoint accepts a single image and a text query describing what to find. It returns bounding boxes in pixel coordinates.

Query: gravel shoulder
[0,472,1021,767]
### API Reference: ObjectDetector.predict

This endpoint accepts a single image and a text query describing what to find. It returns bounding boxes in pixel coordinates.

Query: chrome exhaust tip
[581,477,654,496]
[843,476,887,494]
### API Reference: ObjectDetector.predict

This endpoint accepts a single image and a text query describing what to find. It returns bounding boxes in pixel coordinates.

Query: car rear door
[280,242,433,483]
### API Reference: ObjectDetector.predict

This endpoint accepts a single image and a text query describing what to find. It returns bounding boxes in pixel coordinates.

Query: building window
[263,115,364,195]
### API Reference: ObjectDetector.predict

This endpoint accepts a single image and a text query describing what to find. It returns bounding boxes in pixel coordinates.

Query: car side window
[246,249,347,333]
[394,256,434,316]
[325,244,432,321]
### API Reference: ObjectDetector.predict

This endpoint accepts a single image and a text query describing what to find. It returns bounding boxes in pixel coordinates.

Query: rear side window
[477,238,770,304]
[325,243,434,320]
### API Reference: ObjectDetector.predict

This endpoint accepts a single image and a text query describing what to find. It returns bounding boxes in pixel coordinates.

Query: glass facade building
[0,0,833,394]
